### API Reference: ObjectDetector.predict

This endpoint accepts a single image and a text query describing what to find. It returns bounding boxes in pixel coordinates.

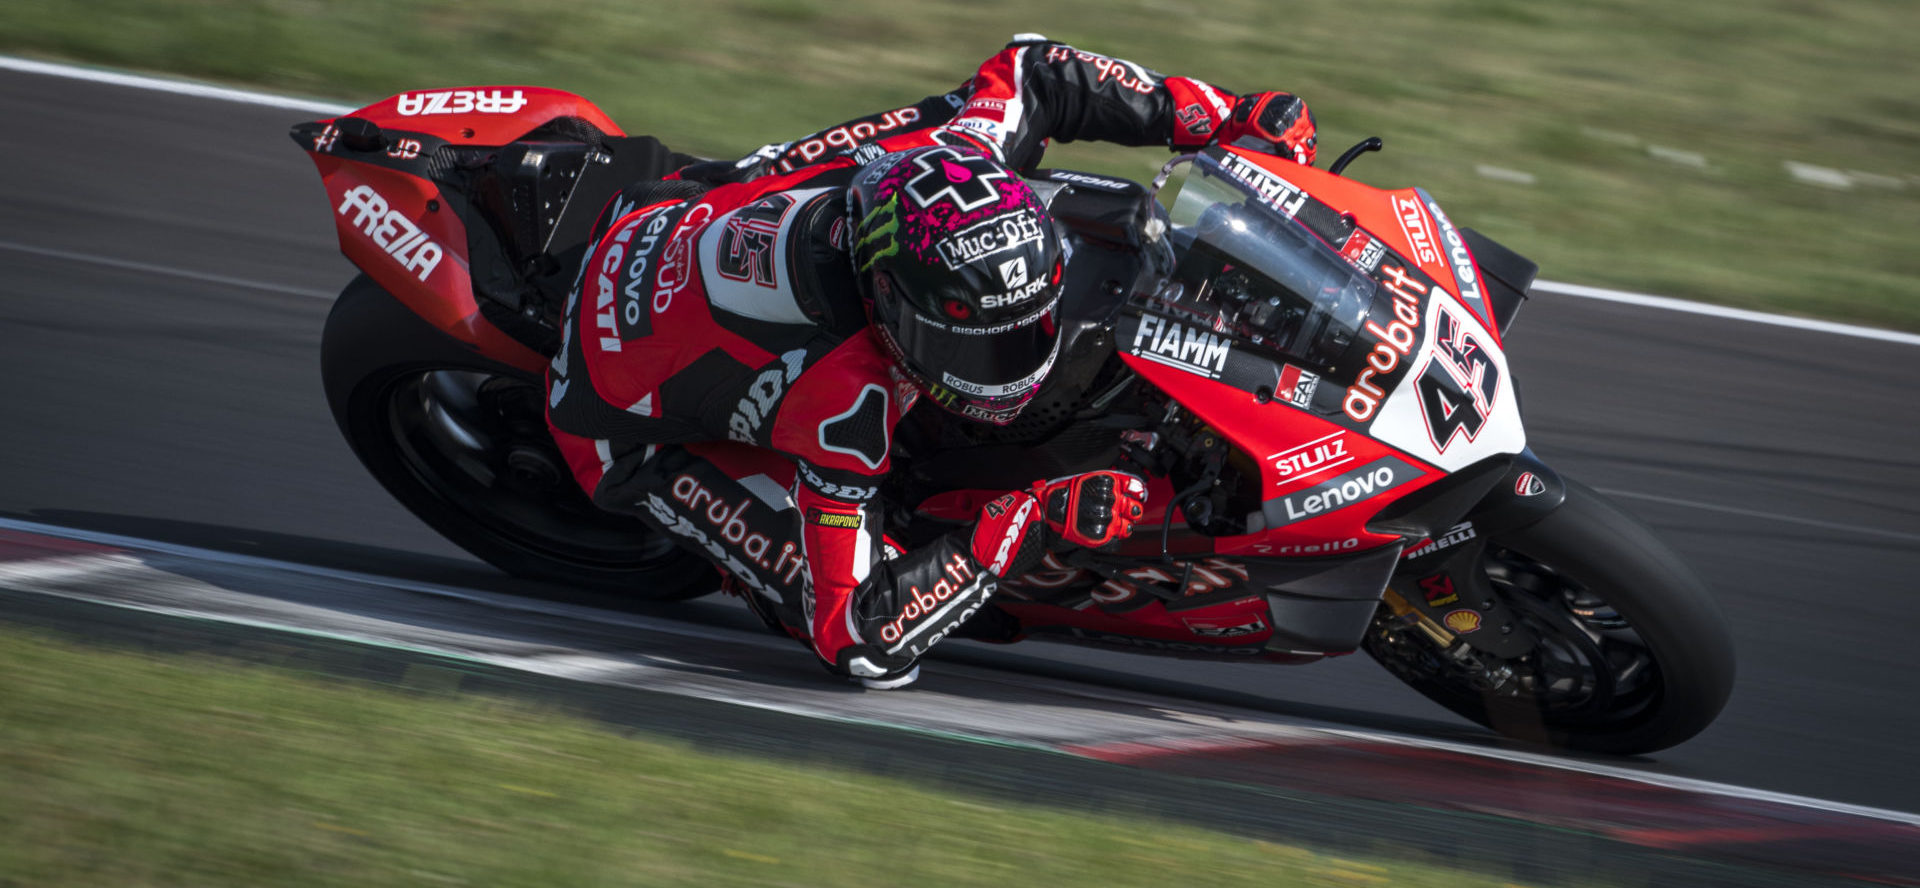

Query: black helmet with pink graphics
[846,145,1066,425]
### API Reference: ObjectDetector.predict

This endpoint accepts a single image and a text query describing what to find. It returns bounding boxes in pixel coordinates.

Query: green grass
[0,624,1544,887]
[2,0,1916,329]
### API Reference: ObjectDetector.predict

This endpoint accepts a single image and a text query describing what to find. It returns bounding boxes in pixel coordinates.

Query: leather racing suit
[545,35,1300,684]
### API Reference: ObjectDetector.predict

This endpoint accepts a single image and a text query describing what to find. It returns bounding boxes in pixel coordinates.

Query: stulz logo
[336,185,443,282]
[1129,313,1231,378]
[1268,431,1354,485]
[728,349,807,443]
[1393,195,1440,265]
[1264,458,1416,526]
[1342,262,1428,422]
[395,89,528,116]
[937,210,1043,268]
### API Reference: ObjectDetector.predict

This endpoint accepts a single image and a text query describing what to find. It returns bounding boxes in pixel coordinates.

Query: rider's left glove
[1215,91,1318,166]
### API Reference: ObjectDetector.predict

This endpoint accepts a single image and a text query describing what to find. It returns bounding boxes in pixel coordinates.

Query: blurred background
[4,0,1916,328]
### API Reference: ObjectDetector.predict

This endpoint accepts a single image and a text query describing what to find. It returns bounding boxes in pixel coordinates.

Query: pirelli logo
[807,508,863,529]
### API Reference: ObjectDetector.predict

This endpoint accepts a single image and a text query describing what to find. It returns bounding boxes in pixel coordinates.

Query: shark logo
[854,193,902,272]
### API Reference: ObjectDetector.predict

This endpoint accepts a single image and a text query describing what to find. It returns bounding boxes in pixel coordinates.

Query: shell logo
[1444,609,1483,634]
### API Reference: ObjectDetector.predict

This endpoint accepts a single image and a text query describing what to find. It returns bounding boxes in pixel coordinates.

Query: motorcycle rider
[545,34,1319,687]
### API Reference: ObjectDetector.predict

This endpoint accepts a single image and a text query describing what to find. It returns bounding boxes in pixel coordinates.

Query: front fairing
[1119,148,1526,556]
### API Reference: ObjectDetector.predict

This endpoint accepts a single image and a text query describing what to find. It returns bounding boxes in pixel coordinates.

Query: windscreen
[1161,154,1372,371]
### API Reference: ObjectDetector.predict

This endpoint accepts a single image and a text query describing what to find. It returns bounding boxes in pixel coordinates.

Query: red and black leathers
[546,36,1302,684]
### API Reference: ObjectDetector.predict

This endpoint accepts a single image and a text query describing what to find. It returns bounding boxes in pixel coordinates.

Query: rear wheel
[320,275,714,599]
[1365,478,1734,754]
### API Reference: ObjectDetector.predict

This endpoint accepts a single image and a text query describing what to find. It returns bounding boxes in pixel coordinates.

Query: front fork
[1381,449,1567,659]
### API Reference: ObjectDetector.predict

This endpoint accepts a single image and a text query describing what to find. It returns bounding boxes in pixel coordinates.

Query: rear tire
[1366,478,1735,754]
[320,275,714,599]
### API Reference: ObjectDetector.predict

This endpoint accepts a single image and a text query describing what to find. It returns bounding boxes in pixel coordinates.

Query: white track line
[1531,280,1920,347]
[3,53,1915,348]
[5,515,1920,828]
[0,240,335,299]
[0,55,352,115]
[1598,487,1920,544]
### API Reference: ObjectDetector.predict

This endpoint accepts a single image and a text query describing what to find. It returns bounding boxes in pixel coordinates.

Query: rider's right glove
[1214,91,1318,166]
[1035,470,1149,548]
[966,470,1150,577]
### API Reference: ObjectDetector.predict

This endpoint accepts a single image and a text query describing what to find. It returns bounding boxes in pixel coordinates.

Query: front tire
[320,275,714,599]
[1366,478,1735,754]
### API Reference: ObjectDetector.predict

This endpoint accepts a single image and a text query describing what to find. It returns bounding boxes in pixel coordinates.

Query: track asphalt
[1,64,1918,874]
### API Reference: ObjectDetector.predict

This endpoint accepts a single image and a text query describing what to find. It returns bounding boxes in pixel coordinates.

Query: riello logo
[395,89,529,116]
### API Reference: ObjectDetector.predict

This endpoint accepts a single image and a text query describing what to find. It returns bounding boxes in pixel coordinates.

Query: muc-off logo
[336,185,443,281]
[395,89,528,116]
[728,349,808,443]
[903,148,1007,212]
[1129,313,1231,379]
[936,210,1043,268]
[1264,457,1418,526]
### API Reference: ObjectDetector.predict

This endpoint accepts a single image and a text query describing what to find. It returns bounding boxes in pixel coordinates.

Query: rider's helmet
[846,145,1066,425]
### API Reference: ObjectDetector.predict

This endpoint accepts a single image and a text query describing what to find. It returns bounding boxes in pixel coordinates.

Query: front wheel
[320,275,714,599]
[1365,478,1735,754]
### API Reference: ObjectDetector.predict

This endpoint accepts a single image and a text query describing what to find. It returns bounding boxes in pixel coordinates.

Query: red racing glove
[1034,471,1149,549]
[967,470,1150,578]
[1216,91,1318,166]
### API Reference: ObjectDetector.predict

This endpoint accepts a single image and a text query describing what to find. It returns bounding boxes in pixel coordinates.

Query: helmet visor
[874,288,1062,421]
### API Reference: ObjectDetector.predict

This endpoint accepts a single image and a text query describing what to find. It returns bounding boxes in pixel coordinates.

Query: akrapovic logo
[395,89,528,116]
[336,185,443,281]
[1263,457,1417,526]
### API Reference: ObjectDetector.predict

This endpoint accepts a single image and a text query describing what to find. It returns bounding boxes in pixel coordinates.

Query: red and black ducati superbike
[293,87,1734,754]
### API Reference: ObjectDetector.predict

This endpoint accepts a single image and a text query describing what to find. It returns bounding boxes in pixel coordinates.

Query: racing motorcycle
[291,86,1735,755]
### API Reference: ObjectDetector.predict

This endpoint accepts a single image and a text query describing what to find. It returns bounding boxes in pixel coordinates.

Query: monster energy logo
[855,194,902,272]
